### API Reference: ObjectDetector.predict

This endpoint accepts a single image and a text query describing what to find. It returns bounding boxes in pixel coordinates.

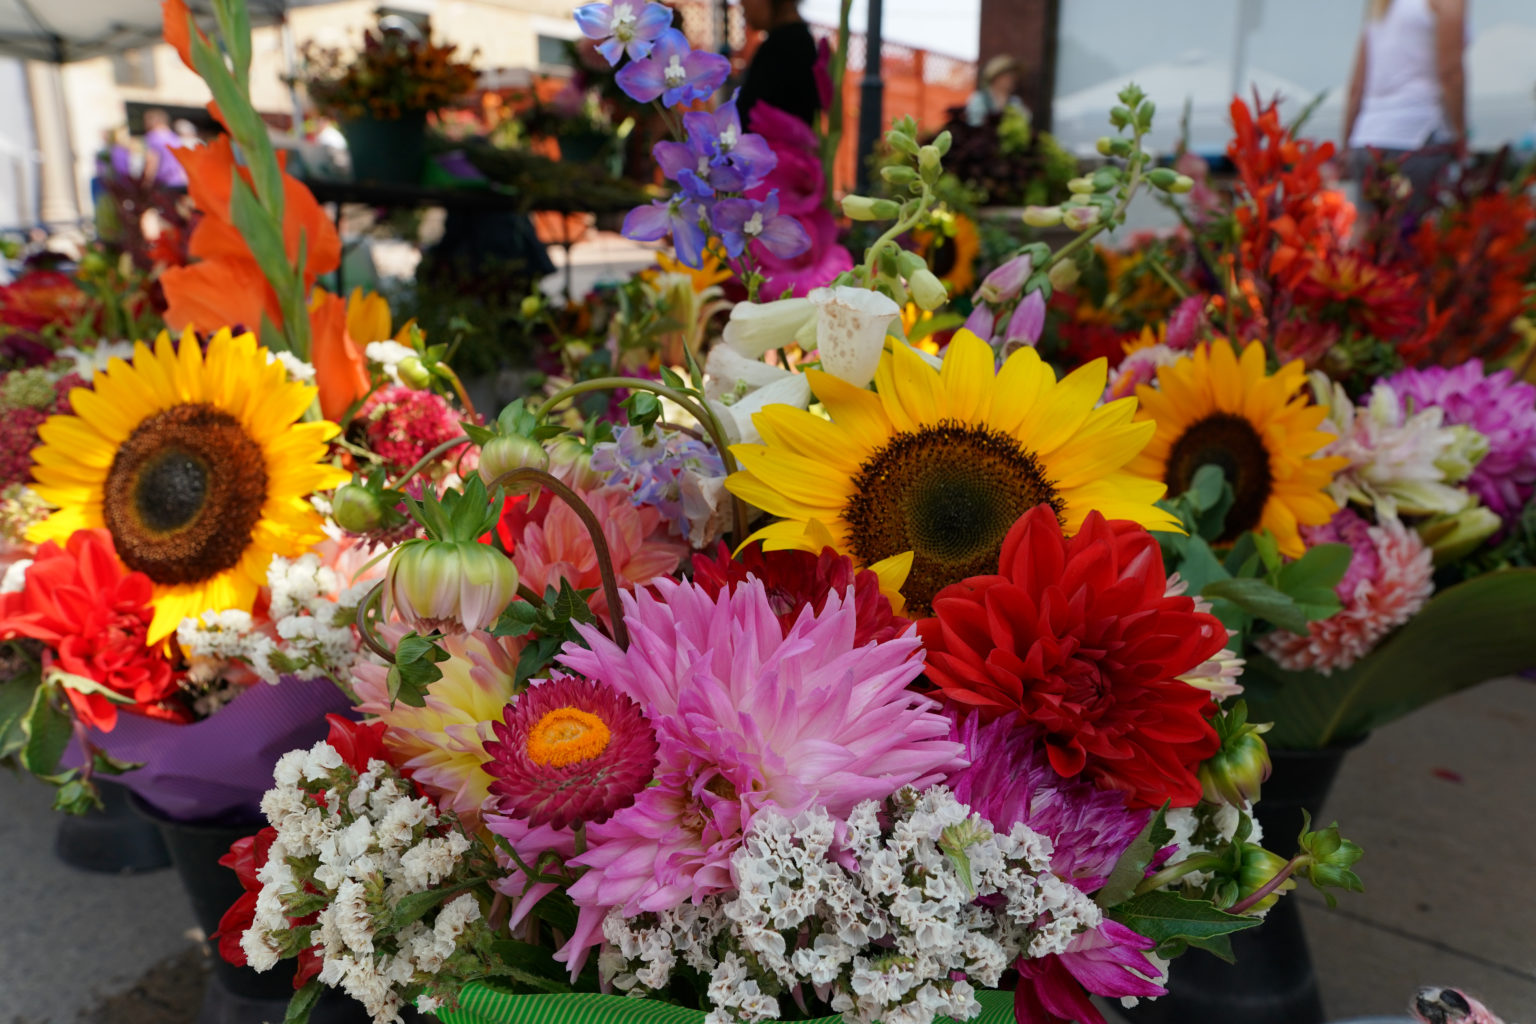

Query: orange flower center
[527,707,611,767]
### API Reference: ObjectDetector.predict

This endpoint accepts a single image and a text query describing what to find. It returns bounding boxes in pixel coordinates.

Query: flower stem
[1229,856,1303,916]
[1134,853,1222,896]
[1043,124,1151,274]
[434,364,480,426]
[388,434,472,492]
[862,186,936,283]
[486,468,630,651]
[353,582,396,663]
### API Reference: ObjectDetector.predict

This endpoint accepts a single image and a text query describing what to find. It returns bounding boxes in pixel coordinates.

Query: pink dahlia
[946,713,1149,893]
[555,576,965,968]
[1014,920,1166,1024]
[690,541,909,646]
[496,484,686,628]
[1389,360,1536,524]
[484,673,658,830]
[1257,508,1434,674]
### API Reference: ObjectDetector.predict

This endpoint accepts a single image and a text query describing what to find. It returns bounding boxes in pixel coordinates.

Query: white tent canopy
[0,0,318,63]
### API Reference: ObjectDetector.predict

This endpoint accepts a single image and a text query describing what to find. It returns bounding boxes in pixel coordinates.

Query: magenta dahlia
[554,576,965,968]
[483,674,659,830]
[1014,921,1166,1024]
[1256,508,1433,674]
[1389,360,1536,524]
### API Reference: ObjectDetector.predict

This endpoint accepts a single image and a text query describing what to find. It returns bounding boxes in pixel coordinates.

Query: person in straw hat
[965,54,1030,127]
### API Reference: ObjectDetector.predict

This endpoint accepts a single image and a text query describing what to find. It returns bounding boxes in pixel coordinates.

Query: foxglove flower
[623,194,709,268]
[710,192,810,260]
[807,285,899,389]
[574,0,672,65]
[614,28,729,107]
[1001,288,1048,353]
[976,253,1031,304]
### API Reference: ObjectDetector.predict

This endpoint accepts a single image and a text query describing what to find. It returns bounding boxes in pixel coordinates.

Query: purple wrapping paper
[78,676,353,824]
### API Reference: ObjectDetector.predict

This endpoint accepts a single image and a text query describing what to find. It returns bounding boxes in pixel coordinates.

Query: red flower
[917,507,1224,809]
[0,529,185,731]
[214,825,322,989]
[324,713,391,773]
[691,542,909,647]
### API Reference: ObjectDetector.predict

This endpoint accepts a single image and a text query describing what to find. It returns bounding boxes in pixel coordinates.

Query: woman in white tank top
[1342,0,1467,208]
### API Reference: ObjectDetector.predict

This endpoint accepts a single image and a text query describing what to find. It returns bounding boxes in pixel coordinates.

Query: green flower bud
[881,165,918,185]
[885,130,919,156]
[384,539,519,635]
[1146,167,1181,191]
[932,130,953,156]
[1417,506,1501,566]
[1298,821,1365,900]
[1047,260,1080,291]
[918,144,942,176]
[1200,725,1272,807]
[895,250,929,278]
[1067,176,1095,195]
[907,268,948,311]
[1236,845,1295,915]
[1096,136,1116,156]
[1091,167,1121,191]
[547,435,604,490]
[1169,174,1196,194]
[478,435,550,490]
[519,294,544,318]
[332,483,386,534]
[397,356,433,390]
[1022,205,1064,228]
[1063,206,1101,231]
[842,195,901,221]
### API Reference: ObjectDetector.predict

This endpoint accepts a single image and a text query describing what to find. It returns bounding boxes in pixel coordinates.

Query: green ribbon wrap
[433,985,1016,1024]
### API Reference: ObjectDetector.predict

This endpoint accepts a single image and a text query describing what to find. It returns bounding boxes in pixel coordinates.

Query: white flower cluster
[1164,802,1264,893]
[367,341,416,384]
[245,740,483,1024]
[177,554,367,689]
[600,787,1101,1024]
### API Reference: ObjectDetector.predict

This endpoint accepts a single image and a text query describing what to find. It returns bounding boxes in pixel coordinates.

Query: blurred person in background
[1343,0,1467,206]
[738,0,820,127]
[141,109,190,190]
[964,55,1029,128]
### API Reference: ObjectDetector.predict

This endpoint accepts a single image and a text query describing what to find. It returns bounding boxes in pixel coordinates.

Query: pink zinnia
[496,484,686,628]
[484,673,658,830]
[1257,508,1434,674]
[554,577,965,969]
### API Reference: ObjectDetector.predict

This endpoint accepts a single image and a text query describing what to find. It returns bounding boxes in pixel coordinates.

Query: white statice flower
[366,341,415,384]
[1,558,31,594]
[1313,373,1481,518]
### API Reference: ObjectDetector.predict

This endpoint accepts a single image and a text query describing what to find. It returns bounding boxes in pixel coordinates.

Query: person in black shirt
[737,0,821,128]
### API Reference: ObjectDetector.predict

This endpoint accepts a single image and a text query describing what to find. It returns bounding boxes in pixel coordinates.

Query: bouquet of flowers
[297,23,479,121]
[70,2,1363,1021]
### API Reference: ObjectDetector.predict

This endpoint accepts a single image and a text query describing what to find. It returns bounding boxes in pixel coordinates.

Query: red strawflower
[484,673,658,830]
[214,826,322,988]
[0,529,185,731]
[916,507,1225,809]
[690,542,909,646]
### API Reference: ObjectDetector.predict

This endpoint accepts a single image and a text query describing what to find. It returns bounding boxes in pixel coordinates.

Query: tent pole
[854,0,883,192]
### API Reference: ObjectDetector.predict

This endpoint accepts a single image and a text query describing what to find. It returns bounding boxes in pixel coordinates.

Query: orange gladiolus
[310,291,371,421]
[161,136,341,337]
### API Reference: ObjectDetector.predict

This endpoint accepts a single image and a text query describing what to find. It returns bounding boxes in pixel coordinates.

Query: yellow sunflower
[726,329,1179,614]
[27,328,350,642]
[1129,339,1346,558]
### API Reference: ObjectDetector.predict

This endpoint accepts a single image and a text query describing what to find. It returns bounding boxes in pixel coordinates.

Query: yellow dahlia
[1130,339,1346,558]
[27,329,349,642]
[726,329,1178,614]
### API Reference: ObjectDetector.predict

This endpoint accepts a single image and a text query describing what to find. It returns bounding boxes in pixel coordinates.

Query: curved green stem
[535,376,749,544]
[1229,856,1302,916]
[487,468,630,651]
[1134,853,1222,896]
[862,187,936,283]
[1042,125,1151,273]
[388,434,472,492]
[354,582,396,663]
[434,364,479,426]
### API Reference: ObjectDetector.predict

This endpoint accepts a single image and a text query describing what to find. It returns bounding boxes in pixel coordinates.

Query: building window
[112,48,157,88]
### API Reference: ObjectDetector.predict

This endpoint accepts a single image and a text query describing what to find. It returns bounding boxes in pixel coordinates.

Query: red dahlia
[917,507,1225,809]
[0,529,185,731]
[691,542,909,646]
[484,674,658,830]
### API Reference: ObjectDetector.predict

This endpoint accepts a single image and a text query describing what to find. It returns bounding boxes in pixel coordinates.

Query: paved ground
[3,676,1533,1022]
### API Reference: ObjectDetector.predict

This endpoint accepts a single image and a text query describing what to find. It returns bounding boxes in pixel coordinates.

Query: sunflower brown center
[102,403,269,585]
[1166,413,1273,540]
[843,420,1063,615]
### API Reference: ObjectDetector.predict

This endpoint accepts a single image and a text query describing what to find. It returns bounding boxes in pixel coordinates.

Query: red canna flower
[917,506,1226,809]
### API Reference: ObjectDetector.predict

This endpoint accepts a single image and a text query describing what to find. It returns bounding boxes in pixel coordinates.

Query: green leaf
[544,581,597,628]
[20,686,71,776]
[0,665,41,759]
[658,365,687,391]
[1201,577,1309,633]
[388,632,449,708]
[514,637,563,687]
[49,670,137,705]
[491,600,542,639]
[1274,542,1351,622]
[1106,891,1260,958]
[228,177,295,318]
[908,312,965,343]
[1241,568,1536,747]
[52,775,102,816]
[391,879,482,931]
[1097,804,1173,909]
[284,980,324,1024]
[622,392,662,431]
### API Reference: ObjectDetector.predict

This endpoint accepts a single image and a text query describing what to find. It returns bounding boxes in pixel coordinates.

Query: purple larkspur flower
[614,28,730,107]
[1390,360,1536,524]
[622,194,709,268]
[682,98,777,192]
[710,192,810,261]
[574,0,673,65]
[945,711,1150,893]
[654,134,739,196]
[590,425,725,541]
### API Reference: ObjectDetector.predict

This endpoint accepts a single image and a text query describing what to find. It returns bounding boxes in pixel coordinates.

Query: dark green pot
[341,111,429,186]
